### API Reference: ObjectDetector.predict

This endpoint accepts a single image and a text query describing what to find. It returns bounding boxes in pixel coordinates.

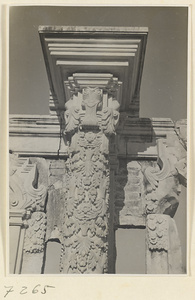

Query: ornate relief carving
[9,156,47,212]
[64,86,120,136]
[144,140,172,190]
[81,87,102,127]
[143,139,181,216]
[9,155,48,272]
[23,212,47,253]
[61,85,120,273]
[61,130,109,273]
[146,214,169,251]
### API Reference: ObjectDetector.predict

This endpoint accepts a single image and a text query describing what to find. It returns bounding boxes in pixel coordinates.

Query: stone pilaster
[9,155,47,274]
[60,85,120,274]
[143,139,183,274]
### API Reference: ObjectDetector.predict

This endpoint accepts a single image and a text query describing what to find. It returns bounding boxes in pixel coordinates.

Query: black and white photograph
[8,5,188,277]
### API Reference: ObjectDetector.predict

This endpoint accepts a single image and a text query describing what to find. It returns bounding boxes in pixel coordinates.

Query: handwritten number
[20,286,27,295]
[32,284,41,294]
[41,285,55,294]
[4,284,55,297]
[4,286,14,298]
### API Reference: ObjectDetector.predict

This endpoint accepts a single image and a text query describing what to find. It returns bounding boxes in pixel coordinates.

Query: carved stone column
[9,155,47,274]
[61,85,120,273]
[143,139,183,273]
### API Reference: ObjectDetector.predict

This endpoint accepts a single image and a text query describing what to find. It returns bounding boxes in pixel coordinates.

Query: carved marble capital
[64,79,120,136]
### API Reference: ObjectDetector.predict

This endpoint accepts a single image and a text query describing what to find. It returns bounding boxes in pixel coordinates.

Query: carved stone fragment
[143,139,181,217]
[146,214,183,274]
[9,155,48,274]
[117,161,145,226]
[146,214,169,251]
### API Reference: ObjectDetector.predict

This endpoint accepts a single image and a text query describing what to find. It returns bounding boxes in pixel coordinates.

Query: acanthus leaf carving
[61,129,110,274]
[23,212,47,253]
[64,86,120,136]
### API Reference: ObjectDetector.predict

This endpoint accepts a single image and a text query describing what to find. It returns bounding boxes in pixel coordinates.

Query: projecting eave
[39,26,148,117]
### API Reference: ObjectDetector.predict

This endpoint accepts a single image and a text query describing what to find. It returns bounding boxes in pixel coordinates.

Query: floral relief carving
[61,86,119,274]
[61,130,109,273]
[23,212,47,253]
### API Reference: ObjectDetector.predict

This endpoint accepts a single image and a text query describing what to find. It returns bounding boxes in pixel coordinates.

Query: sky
[9,6,188,121]
[9,6,187,273]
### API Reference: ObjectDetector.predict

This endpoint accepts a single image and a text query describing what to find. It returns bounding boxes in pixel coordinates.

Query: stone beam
[9,115,177,158]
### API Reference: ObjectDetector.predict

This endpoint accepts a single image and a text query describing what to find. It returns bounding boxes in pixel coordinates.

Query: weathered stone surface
[9,154,48,274]
[146,214,183,274]
[143,139,181,217]
[115,160,145,227]
[59,86,120,274]
[46,160,66,243]
[9,115,68,157]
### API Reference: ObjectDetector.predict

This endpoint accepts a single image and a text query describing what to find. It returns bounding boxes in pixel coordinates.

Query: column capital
[64,76,120,136]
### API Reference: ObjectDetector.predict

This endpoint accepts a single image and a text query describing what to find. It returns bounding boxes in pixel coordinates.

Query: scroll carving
[143,139,181,216]
[9,156,47,212]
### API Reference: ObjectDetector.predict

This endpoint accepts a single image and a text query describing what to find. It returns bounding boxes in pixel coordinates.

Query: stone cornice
[10,115,183,158]
[39,26,148,117]
[38,26,148,33]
